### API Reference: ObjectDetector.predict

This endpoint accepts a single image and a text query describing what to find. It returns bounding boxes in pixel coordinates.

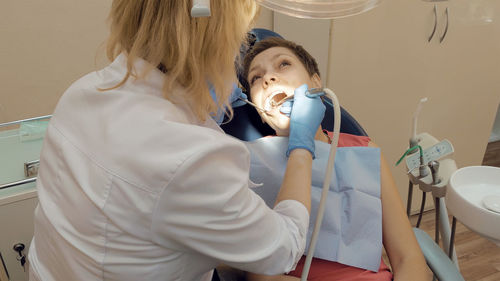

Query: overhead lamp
[256,0,381,19]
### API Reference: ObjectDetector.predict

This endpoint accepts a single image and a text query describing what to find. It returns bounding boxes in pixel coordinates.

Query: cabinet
[0,191,37,281]
[0,121,45,281]
[327,0,500,212]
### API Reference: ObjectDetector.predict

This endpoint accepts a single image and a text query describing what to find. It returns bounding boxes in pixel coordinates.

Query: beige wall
[0,3,274,125]
[0,0,111,124]
[255,6,274,30]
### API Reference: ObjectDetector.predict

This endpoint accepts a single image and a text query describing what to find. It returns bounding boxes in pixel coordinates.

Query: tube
[412,97,428,140]
[300,88,341,281]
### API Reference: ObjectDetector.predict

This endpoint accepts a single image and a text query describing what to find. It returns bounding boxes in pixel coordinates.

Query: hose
[300,88,341,281]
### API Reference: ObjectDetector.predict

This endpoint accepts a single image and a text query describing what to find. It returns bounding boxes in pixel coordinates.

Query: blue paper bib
[245,137,382,272]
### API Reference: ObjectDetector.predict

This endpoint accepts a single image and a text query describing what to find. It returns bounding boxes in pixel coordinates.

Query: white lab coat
[28,54,309,281]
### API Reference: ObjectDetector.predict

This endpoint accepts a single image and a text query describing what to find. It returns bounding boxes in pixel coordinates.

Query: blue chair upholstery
[220,99,368,141]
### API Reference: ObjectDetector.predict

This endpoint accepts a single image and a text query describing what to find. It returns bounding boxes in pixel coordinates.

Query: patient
[240,37,429,281]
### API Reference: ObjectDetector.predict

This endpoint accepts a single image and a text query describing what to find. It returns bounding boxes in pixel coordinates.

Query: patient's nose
[263,73,279,88]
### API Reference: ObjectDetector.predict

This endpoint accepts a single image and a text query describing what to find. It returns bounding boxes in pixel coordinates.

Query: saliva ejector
[299,87,340,281]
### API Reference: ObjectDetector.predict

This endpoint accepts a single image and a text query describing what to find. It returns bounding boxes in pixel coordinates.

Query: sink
[446,166,500,246]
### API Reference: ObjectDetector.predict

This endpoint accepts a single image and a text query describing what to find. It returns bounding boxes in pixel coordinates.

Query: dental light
[256,0,381,19]
[191,0,381,19]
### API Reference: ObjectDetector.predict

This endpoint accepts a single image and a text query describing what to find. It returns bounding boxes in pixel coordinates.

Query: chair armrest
[413,228,465,281]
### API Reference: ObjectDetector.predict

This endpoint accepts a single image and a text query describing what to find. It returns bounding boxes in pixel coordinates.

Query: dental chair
[216,28,465,281]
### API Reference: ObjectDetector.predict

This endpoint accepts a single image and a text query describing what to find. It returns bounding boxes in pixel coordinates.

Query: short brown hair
[242,37,320,92]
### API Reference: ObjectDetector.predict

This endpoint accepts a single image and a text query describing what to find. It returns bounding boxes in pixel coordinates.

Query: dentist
[28,1,325,281]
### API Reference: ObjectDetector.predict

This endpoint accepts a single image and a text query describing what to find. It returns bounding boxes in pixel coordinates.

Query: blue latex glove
[229,86,248,107]
[280,89,328,117]
[281,84,326,158]
[209,83,247,124]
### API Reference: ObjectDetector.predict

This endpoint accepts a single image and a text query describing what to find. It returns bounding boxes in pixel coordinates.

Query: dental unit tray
[406,139,454,171]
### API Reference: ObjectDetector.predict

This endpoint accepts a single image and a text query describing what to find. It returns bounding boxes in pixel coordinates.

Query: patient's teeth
[265,91,289,111]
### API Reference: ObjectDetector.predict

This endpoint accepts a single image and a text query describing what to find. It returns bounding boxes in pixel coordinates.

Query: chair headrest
[221,97,368,141]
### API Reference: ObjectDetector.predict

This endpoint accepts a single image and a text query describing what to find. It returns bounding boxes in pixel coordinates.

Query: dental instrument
[238,97,269,114]
[428,161,441,185]
[398,98,460,271]
[406,97,428,216]
[410,97,428,151]
[265,92,294,112]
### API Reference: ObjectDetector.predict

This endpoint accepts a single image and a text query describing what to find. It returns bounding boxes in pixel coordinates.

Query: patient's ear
[311,73,321,89]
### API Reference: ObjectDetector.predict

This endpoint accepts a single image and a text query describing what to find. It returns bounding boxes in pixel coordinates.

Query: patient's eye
[250,75,261,86]
[279,60,291,69]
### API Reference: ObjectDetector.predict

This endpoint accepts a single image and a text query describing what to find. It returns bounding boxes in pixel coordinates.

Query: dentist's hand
[209,84,247,124]
[282,84,326,158]
[228,86,248,108]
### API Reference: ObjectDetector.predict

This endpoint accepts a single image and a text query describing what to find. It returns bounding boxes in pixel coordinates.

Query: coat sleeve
[151,136,309,275]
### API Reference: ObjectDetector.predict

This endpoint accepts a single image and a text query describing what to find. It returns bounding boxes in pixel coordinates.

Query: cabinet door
[0,196,38,281]
[328,0,500,212]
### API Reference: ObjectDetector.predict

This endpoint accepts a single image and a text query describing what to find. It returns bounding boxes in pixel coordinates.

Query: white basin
[446,166,500,246]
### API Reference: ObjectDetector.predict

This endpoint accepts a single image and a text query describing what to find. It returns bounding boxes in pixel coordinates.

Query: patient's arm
[368,142,430,281]
[246,272,300,281]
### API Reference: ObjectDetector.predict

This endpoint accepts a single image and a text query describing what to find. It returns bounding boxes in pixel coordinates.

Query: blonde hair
[106,0,258,121]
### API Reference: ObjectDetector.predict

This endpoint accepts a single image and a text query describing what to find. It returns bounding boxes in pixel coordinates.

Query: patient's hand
[246,273,301,281]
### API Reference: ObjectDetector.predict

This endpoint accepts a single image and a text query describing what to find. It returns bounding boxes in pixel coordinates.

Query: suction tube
[300,88,341,281]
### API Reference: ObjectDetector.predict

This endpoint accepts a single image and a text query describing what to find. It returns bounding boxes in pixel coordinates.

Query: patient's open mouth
[264,91,293,112]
